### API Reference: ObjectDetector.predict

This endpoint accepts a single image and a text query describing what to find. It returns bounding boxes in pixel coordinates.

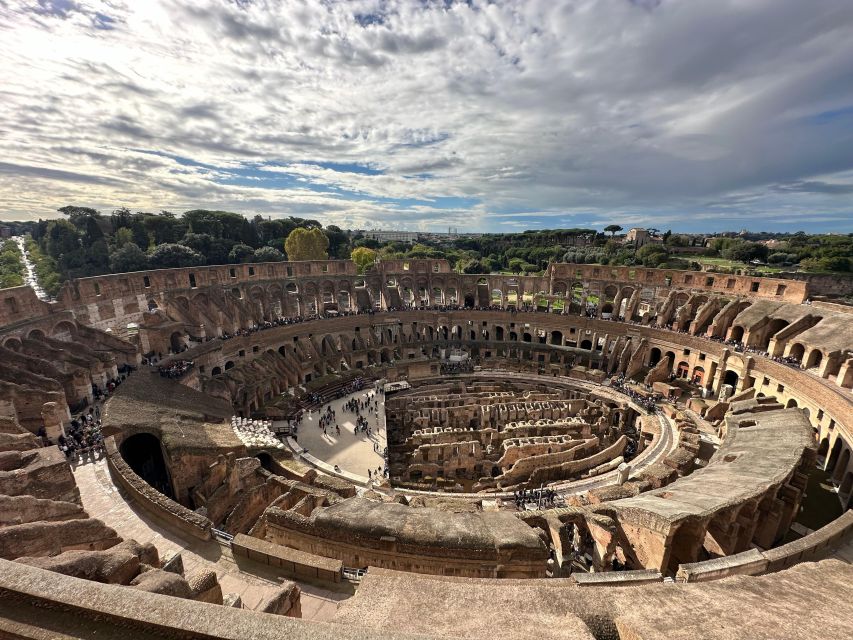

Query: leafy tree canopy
[110,243,149,273]
[228,243,255,263]
[147,243,205,268]
[284,227,329,261]
[253,246,286,262]
[351,246,377,273]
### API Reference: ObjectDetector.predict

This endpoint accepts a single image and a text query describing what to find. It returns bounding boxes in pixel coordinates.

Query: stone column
[40,401,66,440]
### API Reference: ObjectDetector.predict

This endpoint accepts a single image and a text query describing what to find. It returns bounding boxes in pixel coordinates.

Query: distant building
[359,229,483,244]
[624,228,660,248]
[362,230,421,244]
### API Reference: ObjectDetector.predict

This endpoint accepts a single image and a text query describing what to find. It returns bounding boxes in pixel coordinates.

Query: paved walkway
[292,389,387,481]
[73,458,350,621]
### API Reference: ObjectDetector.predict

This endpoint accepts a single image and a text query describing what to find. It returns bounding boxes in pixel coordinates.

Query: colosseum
[0,258,851,639]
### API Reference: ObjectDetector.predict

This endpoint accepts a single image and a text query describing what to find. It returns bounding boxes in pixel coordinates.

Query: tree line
[5,206,851,298]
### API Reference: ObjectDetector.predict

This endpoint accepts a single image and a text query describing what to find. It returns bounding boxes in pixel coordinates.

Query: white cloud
[0,0,852,232]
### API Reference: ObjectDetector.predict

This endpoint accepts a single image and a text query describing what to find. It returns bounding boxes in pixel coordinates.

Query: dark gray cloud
[0,161,126,186]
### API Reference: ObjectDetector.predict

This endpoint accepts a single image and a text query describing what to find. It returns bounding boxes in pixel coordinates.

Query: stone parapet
[231,533,342,583]
[105,437,213,541]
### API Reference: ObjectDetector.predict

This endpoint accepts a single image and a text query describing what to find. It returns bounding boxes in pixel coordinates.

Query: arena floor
[291,389,387,481]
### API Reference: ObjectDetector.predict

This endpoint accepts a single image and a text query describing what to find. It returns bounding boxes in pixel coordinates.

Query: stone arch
[256,451,274,472]
[337,290,351,310]
[211,366,222,376]
[826,438,843,473]
[691,366,705,385]
[723,369,739,389]
[804,349,823,369]
[730,325,745,343]
[786,398,798,409]
[833,447,851,483]
[169,331,184,353]
[841,471,853,496]
[787,342,806,363]
[2,336,22,349]
[571,282,584,303]
[649,347,662,366]
[760,318,789,350]
[580,339,592,350]
[27,328,45,340]
[676,361,689,378]
[120,433,174,499]
[550,330,563,345]
[225,361,235,370]
[464,293,475,308]
[51,320,77,341]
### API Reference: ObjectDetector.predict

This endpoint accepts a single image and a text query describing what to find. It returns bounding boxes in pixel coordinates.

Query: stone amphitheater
[0,258,851,639]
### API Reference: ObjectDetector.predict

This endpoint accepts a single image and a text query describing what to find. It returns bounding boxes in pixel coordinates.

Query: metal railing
[341,567,368,582]
[212,528,234,544]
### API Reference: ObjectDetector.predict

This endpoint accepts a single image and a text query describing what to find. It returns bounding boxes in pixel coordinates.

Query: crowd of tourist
[158,359,194,379]
[609,374,661,414]
[706,336,805,368]
[306,376,368,407]
[440,360,474,374]
[58,407,105,463]
[514,487,559,509]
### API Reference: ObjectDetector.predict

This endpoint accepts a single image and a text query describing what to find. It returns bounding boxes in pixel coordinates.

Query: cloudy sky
[1,0,852,233]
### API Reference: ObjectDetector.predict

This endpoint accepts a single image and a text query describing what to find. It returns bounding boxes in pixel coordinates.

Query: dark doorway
[120,433,175,499]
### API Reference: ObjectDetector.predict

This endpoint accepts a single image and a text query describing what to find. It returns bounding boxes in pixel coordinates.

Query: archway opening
[723,370,739,389]
[169,331,184,354]
[649,348,661,366]
[788,343,805,363]
[826,439,843,473]
[256,452,274,472]
[120,433,174,498]
[805,349,823,369]
[730,326,745,343]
